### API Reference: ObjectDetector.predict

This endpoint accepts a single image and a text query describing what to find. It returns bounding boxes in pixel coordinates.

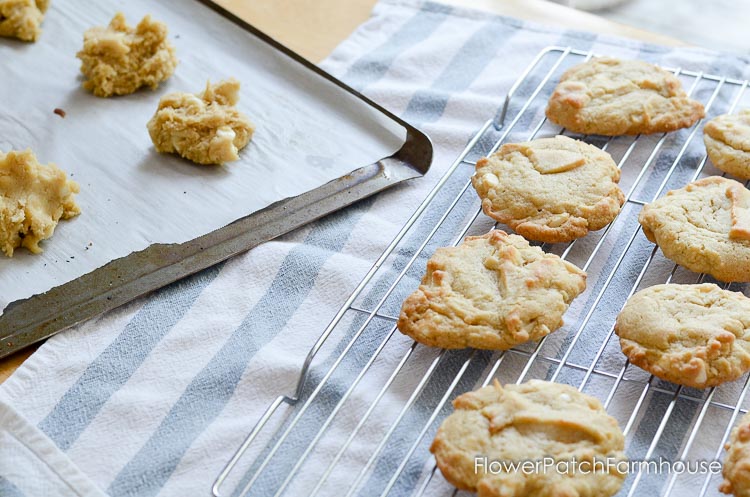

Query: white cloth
[1,1,745,496]
[0,399,106,497]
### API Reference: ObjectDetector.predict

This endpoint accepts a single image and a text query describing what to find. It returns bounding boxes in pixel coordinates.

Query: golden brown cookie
[431,379,626,497]
[77,12,178,97]
[397,230,586,350]
[616,283,750,388]
[705,110,750,180]
[0,0,47,42]
[639,176,750,282]
[472,136,624,243]
[0,149,80,256]
[722,411,750,497]
[147,79,255,165]
[546,57,705,136]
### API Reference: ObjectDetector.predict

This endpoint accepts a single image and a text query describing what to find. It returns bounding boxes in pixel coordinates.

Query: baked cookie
[722,411,750,497]
[147,79,254,165]
[0,149,80,256]
[0,0,48,42]
[546,57,705,136]
[639,176,750,282]
[397,230,586,350]
[472,135,624,243]
[616,283,750,389]
[77,12,178,97]
[431,380,626,497]
[705,110,750,180]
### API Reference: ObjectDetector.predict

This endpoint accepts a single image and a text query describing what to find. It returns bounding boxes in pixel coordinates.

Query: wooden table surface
[0,0,682,384]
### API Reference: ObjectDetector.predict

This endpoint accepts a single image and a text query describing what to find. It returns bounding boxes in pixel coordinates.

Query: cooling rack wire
[213,46,750,497]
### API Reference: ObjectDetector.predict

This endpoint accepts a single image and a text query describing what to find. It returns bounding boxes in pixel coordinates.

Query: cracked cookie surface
[147,79,254,165]
[722,411,750,497]
[472,135,624,243]
[77,12,177,97]
[431,380,626,497]
[616,283,750,389]
[639,176,750,282]
[705,109,750,180]
[0,0,48,41]
[0,149,80,257]
[397,230,586,350]
[546,57,705,136]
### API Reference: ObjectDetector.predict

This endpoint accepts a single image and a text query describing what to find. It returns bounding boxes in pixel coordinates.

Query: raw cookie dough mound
[639,176,750,282]
[705,110,750,180]
[616,283,750,389]
[0,149,80,256]
[397,230,586,350]
[0,0,48,42]
[546,57,705,136]
[147,79,255,165]
[722,411,750,497]
[472,135,625,243]
[77,12,178,97]
[431,380,626,497]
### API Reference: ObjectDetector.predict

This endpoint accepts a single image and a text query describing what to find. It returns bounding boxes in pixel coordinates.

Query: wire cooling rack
[213,47,750,497]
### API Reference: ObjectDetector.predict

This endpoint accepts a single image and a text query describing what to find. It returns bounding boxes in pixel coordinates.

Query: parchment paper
[0,0,406,315]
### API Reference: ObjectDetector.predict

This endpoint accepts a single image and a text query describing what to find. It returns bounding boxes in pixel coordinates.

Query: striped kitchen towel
[1,0,748,496]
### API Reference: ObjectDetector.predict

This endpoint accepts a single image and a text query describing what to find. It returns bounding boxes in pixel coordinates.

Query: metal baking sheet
[0,0,432,358]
